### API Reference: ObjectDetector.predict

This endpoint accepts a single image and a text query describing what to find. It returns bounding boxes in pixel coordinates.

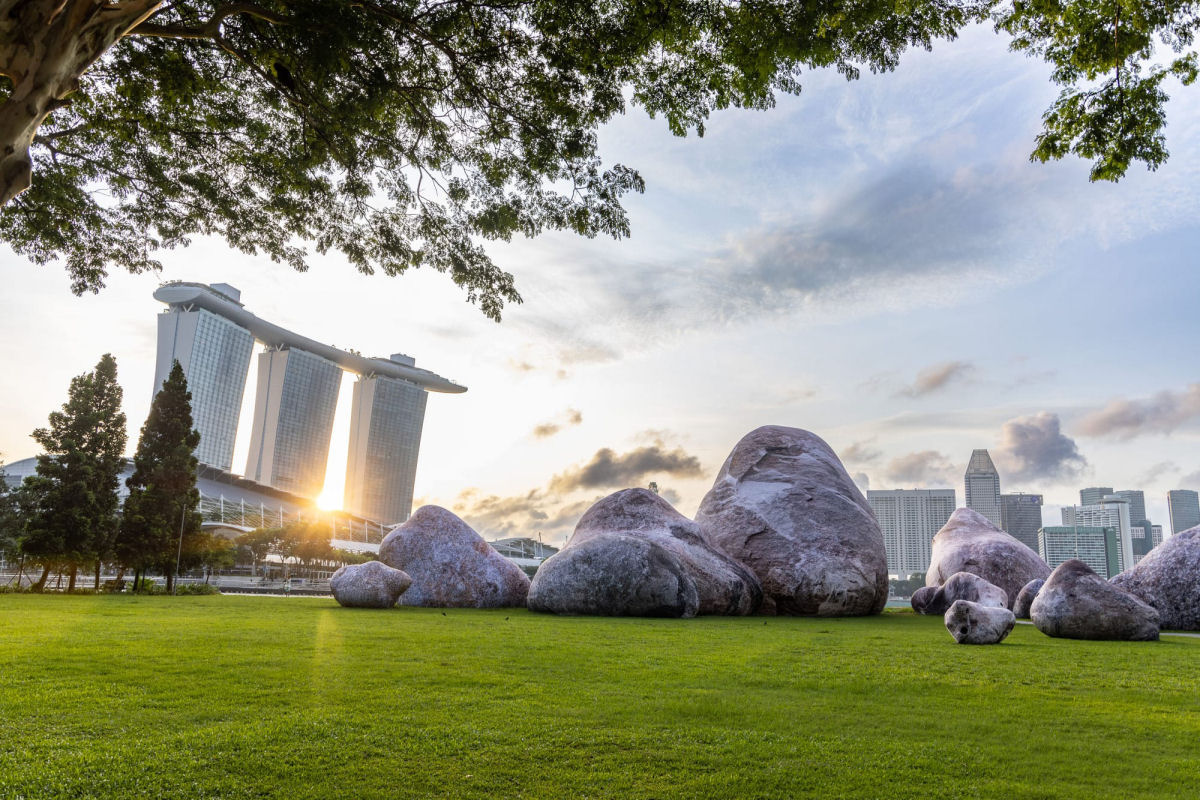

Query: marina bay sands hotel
[153,282,465,525]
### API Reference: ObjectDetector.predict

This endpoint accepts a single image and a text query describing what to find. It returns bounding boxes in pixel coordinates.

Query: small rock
[379,506,530,608]
[926,508,1050,609]
[1111,526,1200,631]
[330,561,412,609]
[1031,559,1159,641]
[911,586,938,614]
[695,425,888,616]
[918,571,1007,616]
[944,599,1015,644]
[1013,578,1045,620]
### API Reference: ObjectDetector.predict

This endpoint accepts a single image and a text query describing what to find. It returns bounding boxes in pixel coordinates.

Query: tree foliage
[20,353,127,588]
[1,0,982,316]
[1,2,1194,315]
[116,360,201,584]
[995,0,1200,181]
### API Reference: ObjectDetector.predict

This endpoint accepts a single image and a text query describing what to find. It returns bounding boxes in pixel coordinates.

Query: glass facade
[868,489,956,579]
[156,308,254,471]
[1039,526,1121,578]
[245,348,342,497]
[1000,493,1043,552]
[344,375,429,525]
[964,449,1002,527]
[1168,490,1200,535]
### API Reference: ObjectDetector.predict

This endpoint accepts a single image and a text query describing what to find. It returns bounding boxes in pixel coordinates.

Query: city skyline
[1,24,1198,545]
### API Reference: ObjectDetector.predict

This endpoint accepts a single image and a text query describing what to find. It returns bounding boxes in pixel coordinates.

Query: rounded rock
[330,560,412,609]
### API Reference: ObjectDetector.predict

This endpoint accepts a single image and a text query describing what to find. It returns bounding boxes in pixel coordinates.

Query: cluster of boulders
[334,425,890,618]
[328,423,1200,648]
[914,508,1200,644]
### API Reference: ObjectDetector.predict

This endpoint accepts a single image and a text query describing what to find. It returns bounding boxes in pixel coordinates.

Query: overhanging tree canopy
[1,1,1194,318]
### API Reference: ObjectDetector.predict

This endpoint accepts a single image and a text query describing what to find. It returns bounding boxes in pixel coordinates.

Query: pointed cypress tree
[117,361,202,592]
[22,354,127,591]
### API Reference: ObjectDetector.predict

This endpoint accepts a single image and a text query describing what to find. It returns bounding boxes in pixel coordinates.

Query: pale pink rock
[379,505,529,608]
[926,508,1050,610]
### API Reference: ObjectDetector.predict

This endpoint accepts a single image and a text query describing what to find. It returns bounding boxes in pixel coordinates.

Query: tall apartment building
[1062,497,1134,573]
[867,489,957,580]
[1168,490,1200,535]
[964,449,1002,528]
[343,357,430,526]
[1038,526,1123,579]
[1110,490,1148,528]
[154,283,255,471]
[1079,486,1114,507]
[1000,493,1043,551]
[153,283,464,522]
[244,347,343,497]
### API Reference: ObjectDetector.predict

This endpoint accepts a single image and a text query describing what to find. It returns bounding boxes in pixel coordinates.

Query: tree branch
[131,2,288,40]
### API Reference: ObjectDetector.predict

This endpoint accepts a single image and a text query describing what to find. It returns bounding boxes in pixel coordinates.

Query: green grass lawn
[1,595,1196,799]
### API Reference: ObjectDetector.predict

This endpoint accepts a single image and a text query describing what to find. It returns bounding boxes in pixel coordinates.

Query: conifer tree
[117,361,201,592]
[22,354,127,591]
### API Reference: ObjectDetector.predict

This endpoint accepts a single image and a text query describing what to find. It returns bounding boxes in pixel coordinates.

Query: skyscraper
[1110,489,1148,528]
[1000,493,1043,552]
[154,285,255,472]
[244,347,343,497]
[867,489,956,579]
[1167,490,1200,535]
[1079,486,1114,507]
[964,449,1002,528]
[1063,497,1134,573]
[154,283,464,519]
[1038,526,1123,579]
[343,356,430,525]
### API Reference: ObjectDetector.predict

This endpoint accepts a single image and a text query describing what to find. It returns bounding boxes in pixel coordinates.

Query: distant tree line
[0,355,359,593]
[888,573,926,599]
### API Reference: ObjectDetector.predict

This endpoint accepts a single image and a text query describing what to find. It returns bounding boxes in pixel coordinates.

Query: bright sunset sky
[1,24,1197,545]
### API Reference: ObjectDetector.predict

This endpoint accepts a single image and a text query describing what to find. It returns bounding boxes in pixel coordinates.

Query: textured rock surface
[926,508,1050,610]
[1013,578,1045,620]
[1111,526,1200,630]
[944,600,1015,644]
[1031,559,1159,641]
[918,571,1008,616]
[695,426,888,616]
[911,586,938,614]
[329,561,412,608]
[379,505,530,608]
[528,488,761,617]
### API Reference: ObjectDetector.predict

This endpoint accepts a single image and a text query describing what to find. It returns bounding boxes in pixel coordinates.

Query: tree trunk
[32,562,49,591]
[0,0,162,204]
[67,562,77,591]
[94,559,101,591]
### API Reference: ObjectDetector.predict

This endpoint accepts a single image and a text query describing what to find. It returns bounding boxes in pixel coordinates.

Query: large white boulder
[330,560,412,609]
[1031,559,1159,641]
[695,426,888,616]
[528,488,761,617]
[379,505,530,608]
[926,508,1050,610]
[1111,526,1200,630]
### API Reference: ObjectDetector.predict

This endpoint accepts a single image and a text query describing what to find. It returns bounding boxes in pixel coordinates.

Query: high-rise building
[343,355,430,525]
[1110,489,1148,526]
[1062,497,1134,573]
[153,283,464,519]
[1168,490,1200,535]
[154,285,255,471]
[1000,493,1043,551]
[964,449,1002,528]
[244,347,343,497]
[867,489,957,580]
[1079,486,1114,507]
[1038,526,1123,579]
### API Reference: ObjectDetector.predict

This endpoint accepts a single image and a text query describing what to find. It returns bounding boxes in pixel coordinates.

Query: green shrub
[174,583,220,596]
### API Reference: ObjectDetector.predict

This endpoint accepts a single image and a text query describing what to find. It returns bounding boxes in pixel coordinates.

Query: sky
[1,24,1198,546]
